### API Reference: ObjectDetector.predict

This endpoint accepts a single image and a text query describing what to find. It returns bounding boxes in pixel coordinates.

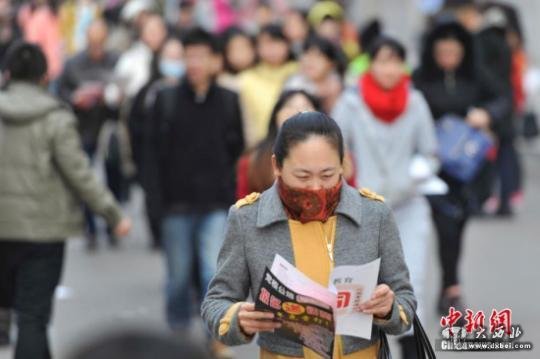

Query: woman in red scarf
[332,36,439,359]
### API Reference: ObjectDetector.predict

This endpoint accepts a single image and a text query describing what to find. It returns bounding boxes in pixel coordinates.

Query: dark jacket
[413,21,513,138]
[153,80,245,213]
[128,78,171,186]
[58,50,118,149]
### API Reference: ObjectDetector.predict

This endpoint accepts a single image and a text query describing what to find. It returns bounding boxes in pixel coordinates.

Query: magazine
[255,255,381,358]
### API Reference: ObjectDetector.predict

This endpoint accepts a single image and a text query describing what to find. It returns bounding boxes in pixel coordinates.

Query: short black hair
[3,41,47,82]
[258,23,289,43]
[182,27,219,53]
[273,111,344,168]
[303,35,347,76]
[358,18,382,51]
[258,23,294,62]
[445,0,478,10]
[368,36,406,62]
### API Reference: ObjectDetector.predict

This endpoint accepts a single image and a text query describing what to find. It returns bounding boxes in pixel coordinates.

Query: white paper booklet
[270,254,381,340]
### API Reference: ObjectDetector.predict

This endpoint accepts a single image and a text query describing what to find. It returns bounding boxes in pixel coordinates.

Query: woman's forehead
[285,137,341,164]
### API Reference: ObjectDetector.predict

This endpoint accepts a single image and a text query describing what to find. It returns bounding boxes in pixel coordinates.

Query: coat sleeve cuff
[373,300,411,334]
[218,302,254,345]
[104,204,123,228]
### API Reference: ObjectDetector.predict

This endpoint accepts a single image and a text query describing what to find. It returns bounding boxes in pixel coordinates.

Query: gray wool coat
[201,182,417,356]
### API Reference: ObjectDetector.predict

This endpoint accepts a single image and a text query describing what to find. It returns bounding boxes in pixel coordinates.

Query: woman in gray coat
[202,112,416,358]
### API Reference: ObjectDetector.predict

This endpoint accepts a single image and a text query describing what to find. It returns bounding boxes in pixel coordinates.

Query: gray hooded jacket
[0,82,122,241]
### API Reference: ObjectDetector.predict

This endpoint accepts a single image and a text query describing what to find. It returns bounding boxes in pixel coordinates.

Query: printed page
[255,268,335,359]
[271,254,336,308]
[329,258,381,340]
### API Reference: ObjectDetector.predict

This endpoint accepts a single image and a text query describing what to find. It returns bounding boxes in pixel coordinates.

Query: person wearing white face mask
[127,36,185,249]
[159,56,186,81]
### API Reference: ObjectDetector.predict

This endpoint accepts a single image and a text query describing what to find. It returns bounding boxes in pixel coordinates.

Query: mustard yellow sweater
[260,217,378,358]
[238,62,298,148]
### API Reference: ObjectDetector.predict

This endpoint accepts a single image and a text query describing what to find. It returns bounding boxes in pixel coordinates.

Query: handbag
[521,112,539,139]
[378,314,436,359]
[435,115,493,183]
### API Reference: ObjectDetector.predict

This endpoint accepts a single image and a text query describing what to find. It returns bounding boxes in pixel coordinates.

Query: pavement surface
[1,140,539,359]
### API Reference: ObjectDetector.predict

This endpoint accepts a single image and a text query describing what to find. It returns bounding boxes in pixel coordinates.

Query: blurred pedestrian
[0,42,131,359]
[17,0,63,81]
[285,35,346,113]
[150,28,243,358]
[238,24,297,148]
[413,20,512,318]
[333,37,439,359]
[479,3,523,215]
[171,0,198,39]
[345,18,382,85]
[58,19,119,250]
[128,35,184,249]
[283,7,311,59]
[217,26,256,92]
[307,0,359,61]
[448,0,518,215]
[0,0,21,66]
[59,0,102,56]
[114,13,167,100]
[236,89,321,199]
[105,13,167,211]
[106,0,155,53]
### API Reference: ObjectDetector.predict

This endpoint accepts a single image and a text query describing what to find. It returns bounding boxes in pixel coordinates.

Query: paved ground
[1,139,539,359]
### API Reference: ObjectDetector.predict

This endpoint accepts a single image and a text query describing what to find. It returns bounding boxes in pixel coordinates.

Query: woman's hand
[466,108,491,130]
[237,303,282,336]
[358,284,395,319]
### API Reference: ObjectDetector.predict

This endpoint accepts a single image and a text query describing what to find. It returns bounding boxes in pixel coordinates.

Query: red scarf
[360,72,410,123]
[278,178,342,223]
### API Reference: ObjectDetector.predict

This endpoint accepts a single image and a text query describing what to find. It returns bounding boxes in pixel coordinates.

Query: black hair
[444,0,478,10]
[303,35,347,77]
[250,90,320,170]
[220,26,256,74]
[482,2,524,45]
[30,0,60,14]
[358,19,382,52]
[417,20,475,80]
[368,36,406,62]
[288,7,310,22]
[273,111,344,168]
[182,27,219,53]
[257,23,294,62]
[267,89,321,140]
[3,41,47,83]
[258,23,289,43]
[179,0,195,10]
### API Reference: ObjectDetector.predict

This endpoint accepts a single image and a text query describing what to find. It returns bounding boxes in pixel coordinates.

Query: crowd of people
[0,0,535,358]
